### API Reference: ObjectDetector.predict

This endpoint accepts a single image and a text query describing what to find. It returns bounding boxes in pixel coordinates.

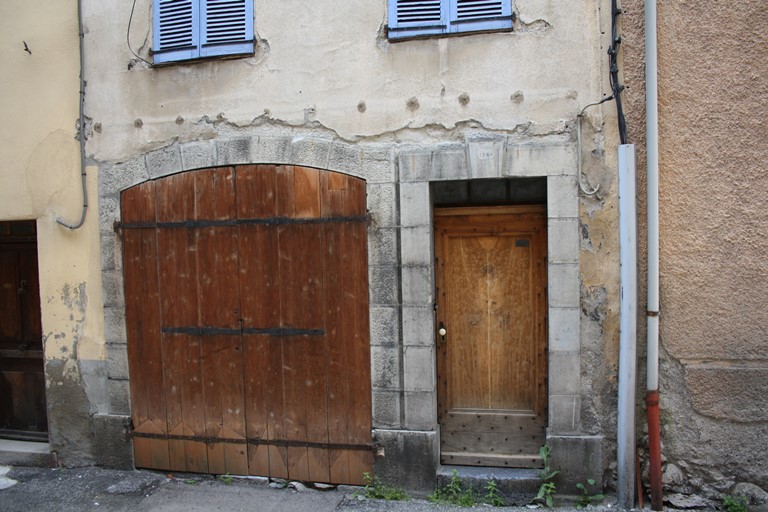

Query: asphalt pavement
[0,464,622,512]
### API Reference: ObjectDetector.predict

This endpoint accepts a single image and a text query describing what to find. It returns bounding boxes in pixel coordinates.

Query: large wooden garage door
[121,165,371,484]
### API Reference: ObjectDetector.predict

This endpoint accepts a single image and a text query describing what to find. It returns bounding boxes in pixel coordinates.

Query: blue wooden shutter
[153,0,200,63]
[388,0,447,39]
[449,0,513,33]
[200,0,254,58]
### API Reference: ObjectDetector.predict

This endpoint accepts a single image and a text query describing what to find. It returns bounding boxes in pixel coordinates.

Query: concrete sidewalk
[0,464,621,512]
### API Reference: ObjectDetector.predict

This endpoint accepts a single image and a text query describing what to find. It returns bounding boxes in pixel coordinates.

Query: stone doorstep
[436,465,541,505]
[0,439,52,467]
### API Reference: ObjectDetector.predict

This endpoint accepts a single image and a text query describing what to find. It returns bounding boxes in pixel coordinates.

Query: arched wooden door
[121,165,371,484]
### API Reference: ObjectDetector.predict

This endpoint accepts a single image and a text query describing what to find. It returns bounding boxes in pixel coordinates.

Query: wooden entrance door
[121,165,371,484]
[435,206,547,468]
[0,221,47,441]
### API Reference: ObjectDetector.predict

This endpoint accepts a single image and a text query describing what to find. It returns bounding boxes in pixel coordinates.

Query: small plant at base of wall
[532,445,559,508]
[723,495,749,512]
[359,473,409,501]
[575,478,605,508]
[429,469,476,507]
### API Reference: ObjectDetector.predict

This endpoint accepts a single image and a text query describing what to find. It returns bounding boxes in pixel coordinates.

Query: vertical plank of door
[293,166,321,218]
[299,169,331,483]
[236,165,279,476]
[343,180,372,485]
[122,182,170,470]
[489,236,533,410]
[0,251,20,341]
[194,168,247,475]
[279,224,318,482]
[445,235,488,409]
[322,222,350,484]
[342,223,373,485]
[155,172,207,473]
[320,174,350,482]
[534,225,548,417]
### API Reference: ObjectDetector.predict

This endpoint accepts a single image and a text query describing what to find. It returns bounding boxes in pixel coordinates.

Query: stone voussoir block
[216,137,253,166]
[146,145,182,179]
[251,135,293,165]
[290,136,333,170]
[99,158,150,197]
[181,139,216,170]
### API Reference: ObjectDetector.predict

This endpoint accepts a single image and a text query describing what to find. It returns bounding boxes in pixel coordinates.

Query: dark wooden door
[122,165,371,484]
[435,206,547,468]
[0,221,47,441]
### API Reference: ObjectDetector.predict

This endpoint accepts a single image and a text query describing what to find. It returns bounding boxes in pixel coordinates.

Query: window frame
[152,0,254,65]
[388,0,514,41]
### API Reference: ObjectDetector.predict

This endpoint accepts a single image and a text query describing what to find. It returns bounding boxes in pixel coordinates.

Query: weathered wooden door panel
[122,165,371,484]
[435,206,547,468]
[0,222,47,440]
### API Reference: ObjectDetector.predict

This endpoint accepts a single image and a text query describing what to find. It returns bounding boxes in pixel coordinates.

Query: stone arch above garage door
[120,164,371,484]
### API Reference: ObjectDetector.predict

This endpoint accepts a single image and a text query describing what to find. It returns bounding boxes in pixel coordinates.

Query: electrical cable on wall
[610,0,628,144]
[128,0,152,66]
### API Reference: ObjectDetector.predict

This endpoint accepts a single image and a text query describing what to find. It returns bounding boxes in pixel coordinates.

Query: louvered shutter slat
[153,0,200,63]
[200,0,254,57]
[156,0,195,50]
[388,0,447,39]
[449,0,512,32]
[455,0,504,19]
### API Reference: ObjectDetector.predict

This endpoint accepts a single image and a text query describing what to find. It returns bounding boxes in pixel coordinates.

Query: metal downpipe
[57,0,88,230]
[645,0,663,509]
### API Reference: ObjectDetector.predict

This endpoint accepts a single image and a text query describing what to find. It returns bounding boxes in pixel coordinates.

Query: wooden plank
[441,452,543,469]
[441,430,545,457]
[323,222,351,484]
[235,164,278,219]
[201,336,248,476]
[278,223,321,483]
[275,166,296,218]
[237,168,280,477]
[193,167,247,475]
[122,182,170,470]
[293,166,321,219]
[164,334,208,473]
[343,220,373,485]
[155,173,205,473]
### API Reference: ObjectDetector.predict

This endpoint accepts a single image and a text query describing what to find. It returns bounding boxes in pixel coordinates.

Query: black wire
[610,0,628,144]
[128,0,153,66]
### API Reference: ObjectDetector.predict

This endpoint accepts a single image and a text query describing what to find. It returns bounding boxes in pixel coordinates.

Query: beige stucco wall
[86,0,608,158]
[623,0,768,497]
[0,0,107,464]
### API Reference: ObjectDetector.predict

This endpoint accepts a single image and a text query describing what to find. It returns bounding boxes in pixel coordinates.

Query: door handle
[18,279,27,295]
[438,322,447,343]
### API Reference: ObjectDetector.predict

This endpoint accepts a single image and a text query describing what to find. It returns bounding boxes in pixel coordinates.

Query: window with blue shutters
[153,0,254,64]
[388,0,513,40]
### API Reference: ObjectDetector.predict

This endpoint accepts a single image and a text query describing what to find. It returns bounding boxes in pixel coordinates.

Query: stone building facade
[6,0,712,497]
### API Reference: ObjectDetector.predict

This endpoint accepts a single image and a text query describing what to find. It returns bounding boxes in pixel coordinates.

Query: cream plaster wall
[1,0,107,464]
[84,0,611,160]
